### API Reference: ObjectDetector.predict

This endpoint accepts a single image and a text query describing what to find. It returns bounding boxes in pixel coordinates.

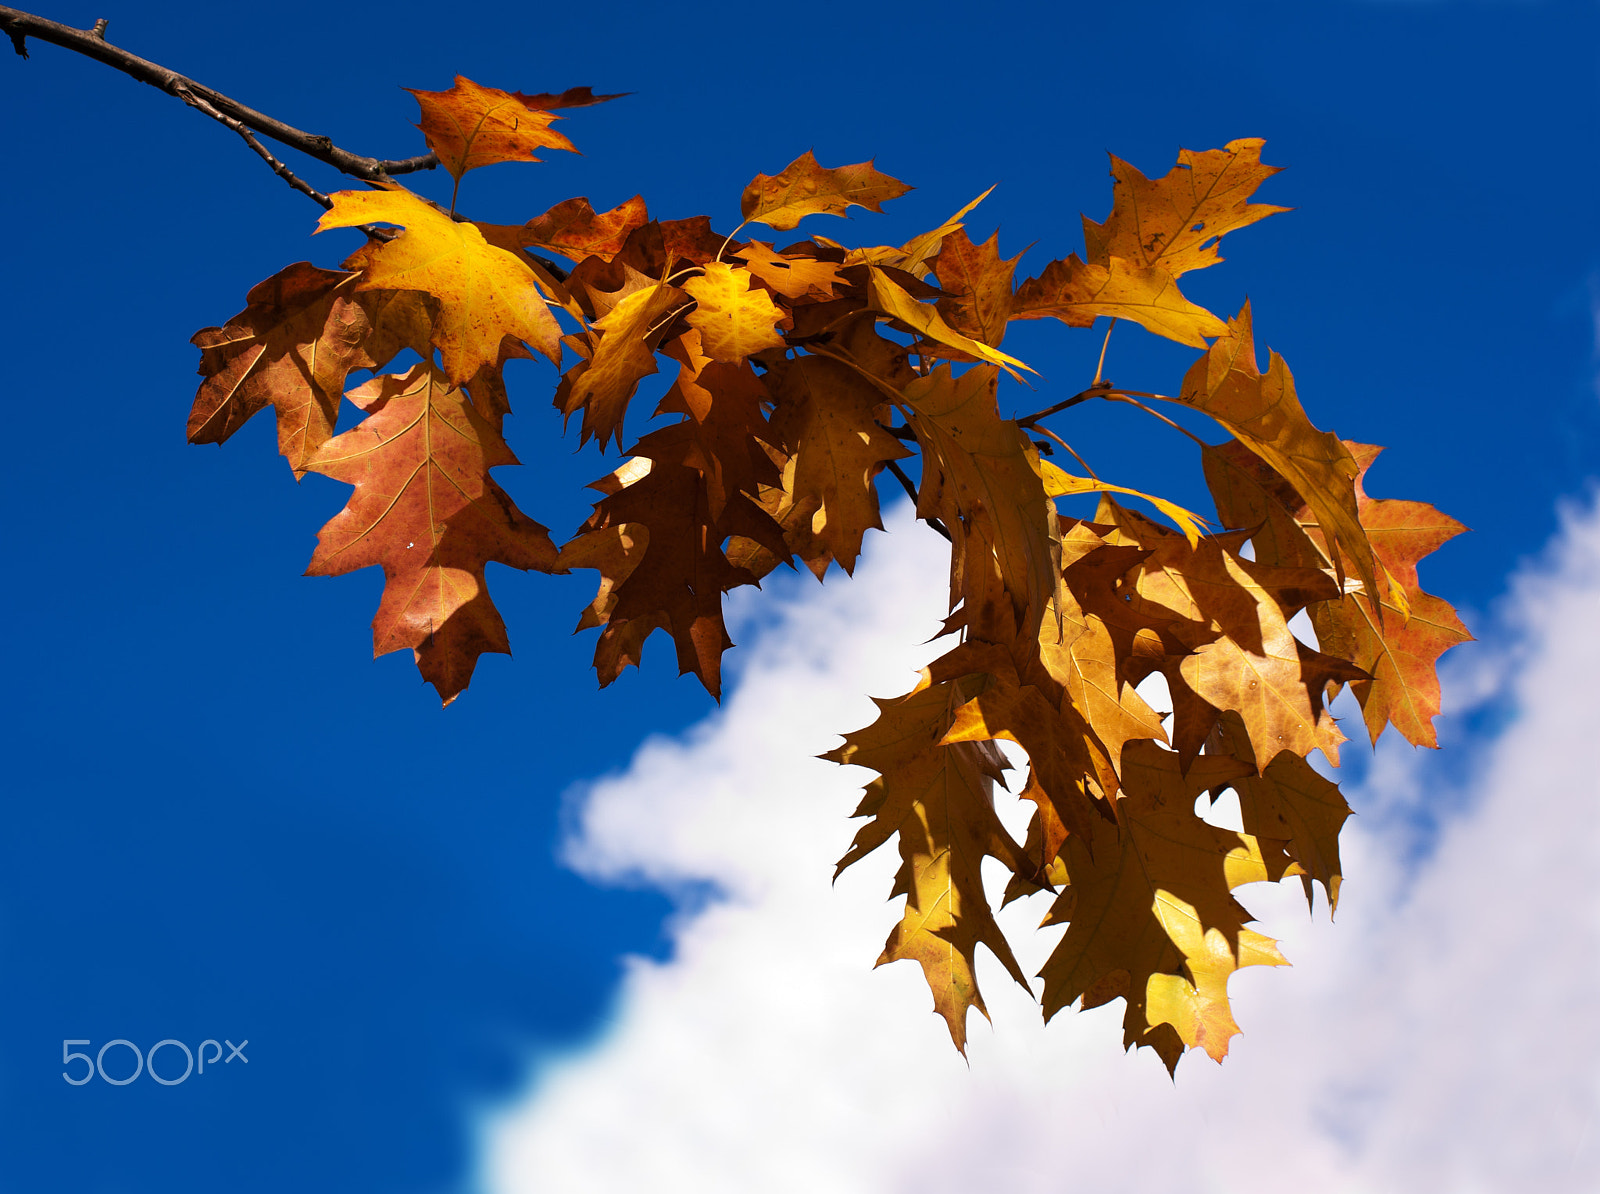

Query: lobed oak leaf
[1083,138,1288,277]
[319,186,562,384]
[1308,444,1471,746]
[406,75,577,180]
[904,365,1060,645]
[189,263,433,477]
[1207,711,1351,909]
[729,241,845,300]
[740,150,912,231]
[302,363,561,705]
[496,195,650,264]
[1180,304,1379,607]
[828,678,1031,1053]
[1011,254,1226,348]
[556,275,689,449]
[681,262,786,363]
[932,228,1021,349]
[764,353,910,574]
[1037,741,1283,1070]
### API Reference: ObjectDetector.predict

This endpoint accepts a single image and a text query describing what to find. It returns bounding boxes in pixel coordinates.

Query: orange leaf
[319,185,563,384]
[1083,138,1288,277]
[740,150,912,231]
[406,75,576,180]
[303,363,560,705]
[1012,254,1225,348]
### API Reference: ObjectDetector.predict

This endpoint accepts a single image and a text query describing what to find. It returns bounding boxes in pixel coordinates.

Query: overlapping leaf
[740,150,912,231]
[302,363,560,705]
[318,186,562,384]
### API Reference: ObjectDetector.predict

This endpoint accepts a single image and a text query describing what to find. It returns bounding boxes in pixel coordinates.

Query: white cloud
[479,497,1600,1194]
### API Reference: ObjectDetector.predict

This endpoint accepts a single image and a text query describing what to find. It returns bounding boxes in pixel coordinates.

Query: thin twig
[882,460,951,542]
[175,87,331,207]
[1092,318,1116,386]
[0,7,440,183]
[1105,393,1209,448]
[1016,379,1112,429]
[1032,425,1099,479]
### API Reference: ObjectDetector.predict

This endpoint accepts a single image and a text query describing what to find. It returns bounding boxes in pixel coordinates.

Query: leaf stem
[1105,393,1209,449]
[1092,317,1116,386]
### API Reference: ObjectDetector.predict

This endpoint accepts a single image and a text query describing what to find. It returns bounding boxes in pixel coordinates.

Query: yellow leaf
[681,262,786,363]
[1040,460,1211,546]
[318,185,561,384]
[1083,138,1288,277]
[869,267,1035,381]
[405,75,576,180]
[1012,254,1226,348]
[559,281,689,450]
[740,150,912,231]
[898,184,995,280]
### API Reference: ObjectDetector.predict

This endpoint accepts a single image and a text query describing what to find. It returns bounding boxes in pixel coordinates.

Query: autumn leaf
[764,353,911,574]
[510,85,628,110]
[318,185,562,384]
[502,194,650,263]
[740,150,912,231]
[1180,304,1379,607]
[1012,254,1226,348]
[1040,460,1211,546]
[828,676,1031,1053]
[406,75,576,180]
[682,262,786,362]
[904,365,1060,644]
[302,363,560,705]
[932,228,1020,348]
[1083,138,1288,277]
[556,277,689,449]
[898,186,995,280]
[1038,741,1285,1069]
[1308,444,1472,747]
[189,262,433,477]
[729,241,845,300]
[869,267,1035,381]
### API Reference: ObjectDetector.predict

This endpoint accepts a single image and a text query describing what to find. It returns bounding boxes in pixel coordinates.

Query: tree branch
[0,7,439,183]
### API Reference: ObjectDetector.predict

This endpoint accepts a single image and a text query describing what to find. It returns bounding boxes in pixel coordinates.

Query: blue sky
[1,1,1596,1191]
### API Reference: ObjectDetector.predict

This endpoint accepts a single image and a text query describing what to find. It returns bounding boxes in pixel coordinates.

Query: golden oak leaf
[1083,138,1287,277]
[557,279,689,449]
[904,365,1061,645]
[1011,254,1226,348]
[827,677,1030,1053]
[506,195,649,263]
[930,640,1108,846]
[729,241,845,299]
[1037,741,1283,1070]
[1308,444,1471,747]
[406,76,576,180]
[1202,438,1329,572]
[319,186,562,384]
[681,262,786,363]
[302,363,560,705]
[1180,304,1379,606]
[740,150,912,231]
[189,263,433,477]
[764,353,911,574]
[1037,589,1169,781]
[659,217,730,267]
[869,267,1034,381]
[932,228,1021,349]
[1207,711,1351,909]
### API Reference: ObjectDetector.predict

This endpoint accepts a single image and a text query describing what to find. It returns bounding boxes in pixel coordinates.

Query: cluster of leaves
[186,78,1467,1069]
